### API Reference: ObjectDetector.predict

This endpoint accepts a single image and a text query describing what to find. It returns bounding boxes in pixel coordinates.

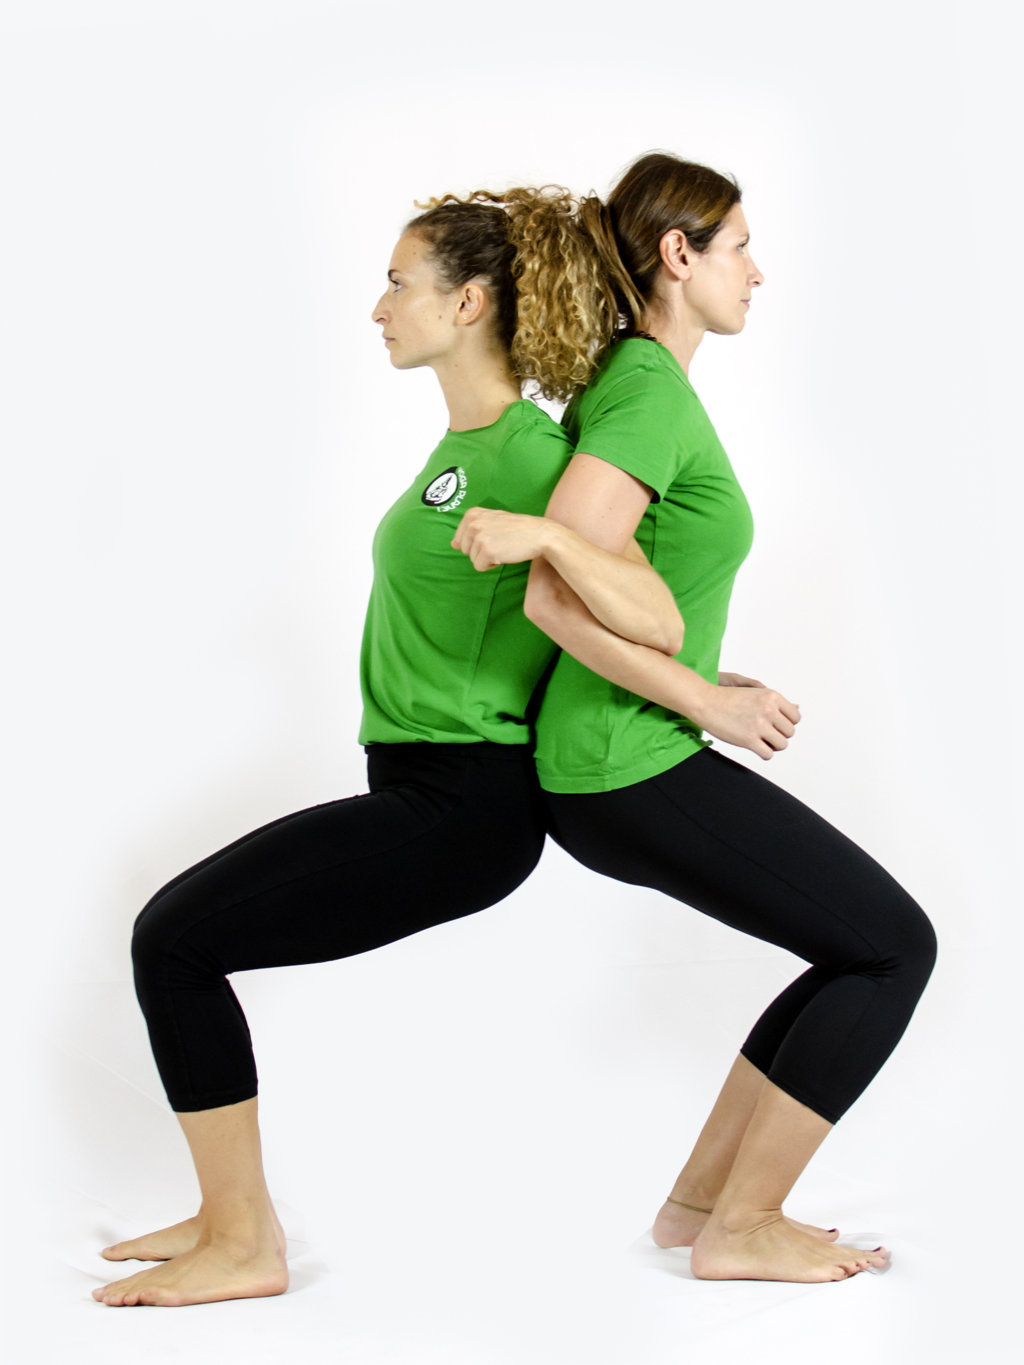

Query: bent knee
[887,897,937,992]
[910,908,938,980]
[130,883,195,979]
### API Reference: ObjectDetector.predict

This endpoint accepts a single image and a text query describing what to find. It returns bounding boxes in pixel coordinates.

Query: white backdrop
[3,2,1020,1362]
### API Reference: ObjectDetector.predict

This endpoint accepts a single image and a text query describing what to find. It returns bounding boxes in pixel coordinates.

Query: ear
[454,281,488,327]
[659,229,694,282]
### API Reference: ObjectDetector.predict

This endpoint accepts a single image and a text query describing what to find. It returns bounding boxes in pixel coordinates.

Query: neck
[642,299,705,376]
[434,351,521,432]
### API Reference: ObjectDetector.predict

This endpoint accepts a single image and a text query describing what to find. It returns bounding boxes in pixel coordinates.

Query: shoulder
[594,338,690,391]
[569,341,697,437]
[574,340,692,421]
[498,399,572,453]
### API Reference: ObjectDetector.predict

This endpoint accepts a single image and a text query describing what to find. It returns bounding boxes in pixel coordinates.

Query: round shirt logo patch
[421,465,468,512]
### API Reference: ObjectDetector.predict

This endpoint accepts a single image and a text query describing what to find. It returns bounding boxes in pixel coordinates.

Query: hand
[718,671,766,689]
[694,681,801,761]
[451,507,554,572]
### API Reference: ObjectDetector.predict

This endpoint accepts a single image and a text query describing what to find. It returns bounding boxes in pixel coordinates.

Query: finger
[774,716,797,739]
[780,698,801,724]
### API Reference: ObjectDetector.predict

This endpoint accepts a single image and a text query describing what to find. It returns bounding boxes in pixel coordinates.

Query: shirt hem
[537,735,709,794]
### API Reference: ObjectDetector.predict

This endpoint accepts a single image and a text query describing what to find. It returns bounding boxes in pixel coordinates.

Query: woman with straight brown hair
[455,152,936,1283]
[92,188,681,1308]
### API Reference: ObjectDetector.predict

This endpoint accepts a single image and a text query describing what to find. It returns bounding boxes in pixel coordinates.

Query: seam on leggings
[647,768,892,1119]
[160,788,474,1106]
[647,769,887,964]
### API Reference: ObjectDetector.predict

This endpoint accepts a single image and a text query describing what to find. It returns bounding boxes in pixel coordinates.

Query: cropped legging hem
[736,1048,844,1127]
[543,747,936,1124]
[132,742,546,1113]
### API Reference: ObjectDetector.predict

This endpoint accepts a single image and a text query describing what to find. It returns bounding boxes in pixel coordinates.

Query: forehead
[388,230,435,275]
[717,203,751,239]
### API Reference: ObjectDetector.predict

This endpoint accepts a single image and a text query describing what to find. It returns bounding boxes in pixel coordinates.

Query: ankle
[663,1195,713,1216]
[711,1202,784,1236]
[665,1178,720,1213]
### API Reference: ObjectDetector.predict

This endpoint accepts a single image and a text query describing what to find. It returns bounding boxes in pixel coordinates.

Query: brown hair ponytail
[408,187,622,403]
[408,154,739,400]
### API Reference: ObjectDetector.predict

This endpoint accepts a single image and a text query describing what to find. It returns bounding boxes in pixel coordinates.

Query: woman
[93,190,681,1308]
[454,152,937,1283]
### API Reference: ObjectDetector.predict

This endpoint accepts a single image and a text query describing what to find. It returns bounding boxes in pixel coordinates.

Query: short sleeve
[571,353,696,501]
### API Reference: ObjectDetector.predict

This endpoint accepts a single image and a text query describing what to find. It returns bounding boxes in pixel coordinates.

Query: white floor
[12,843,1020,1365]
[25,1184,1016,1365]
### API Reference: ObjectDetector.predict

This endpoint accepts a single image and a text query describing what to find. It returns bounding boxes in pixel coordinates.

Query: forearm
[537,520,683,655]
[526,563,800,760]
[526,560,710,720]
[453,505,683,654]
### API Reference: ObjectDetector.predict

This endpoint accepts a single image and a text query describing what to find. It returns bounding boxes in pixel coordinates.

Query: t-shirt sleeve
[573,365,694,501]
[479,409,569,514]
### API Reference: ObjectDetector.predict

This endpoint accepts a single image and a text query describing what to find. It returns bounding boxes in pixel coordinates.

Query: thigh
[544,748,927,970]
[135,744,545,974]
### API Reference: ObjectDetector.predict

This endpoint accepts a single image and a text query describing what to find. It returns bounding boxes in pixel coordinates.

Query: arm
[526,577,800,761]
[452,453,684,654]
[524,457,798,760]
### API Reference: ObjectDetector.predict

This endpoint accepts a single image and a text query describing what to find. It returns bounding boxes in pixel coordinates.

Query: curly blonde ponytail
[409,187,628,402]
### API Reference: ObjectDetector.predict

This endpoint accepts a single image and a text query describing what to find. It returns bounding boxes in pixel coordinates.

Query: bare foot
[102,1203,286,1264]
[102,1215,203,1262]
[652,1198,839,1249]
[92,1237,288,1307]
[691,1212,888,1283]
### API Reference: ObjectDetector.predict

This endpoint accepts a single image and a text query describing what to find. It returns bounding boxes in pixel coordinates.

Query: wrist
[674,671,716,726]
[540,518,575,566]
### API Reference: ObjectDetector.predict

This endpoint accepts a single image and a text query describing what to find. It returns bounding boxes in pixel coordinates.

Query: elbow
[638,601,684,655]
[661,610,684,657]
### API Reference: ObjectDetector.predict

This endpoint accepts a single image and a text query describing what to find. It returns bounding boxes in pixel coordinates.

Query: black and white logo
[421,465,468,512]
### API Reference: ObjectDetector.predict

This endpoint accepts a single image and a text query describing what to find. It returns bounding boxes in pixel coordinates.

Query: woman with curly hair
[455,152,936,1283]
[93,190,681,1308]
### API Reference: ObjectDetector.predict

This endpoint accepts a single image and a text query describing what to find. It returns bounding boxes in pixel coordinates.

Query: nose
[749,255,764,288]
[371,292,389,324]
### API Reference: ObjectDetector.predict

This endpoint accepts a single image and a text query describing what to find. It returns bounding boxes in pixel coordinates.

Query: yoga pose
[454,152,937,1283]
[94,190,680,1307]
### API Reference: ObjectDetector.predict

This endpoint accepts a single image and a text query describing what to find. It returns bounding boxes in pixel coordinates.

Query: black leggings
[544,748,936,1124]
[132,743,545,1112]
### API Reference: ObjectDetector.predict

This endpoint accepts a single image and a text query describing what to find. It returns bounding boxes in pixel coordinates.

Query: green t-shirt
[534,339,754,792]
[359,400,572,746]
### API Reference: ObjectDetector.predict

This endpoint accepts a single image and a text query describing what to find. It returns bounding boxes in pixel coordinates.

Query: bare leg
[652,1055,838,1248]
[689,1081,887,1282]
[93,1098,288,1307]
